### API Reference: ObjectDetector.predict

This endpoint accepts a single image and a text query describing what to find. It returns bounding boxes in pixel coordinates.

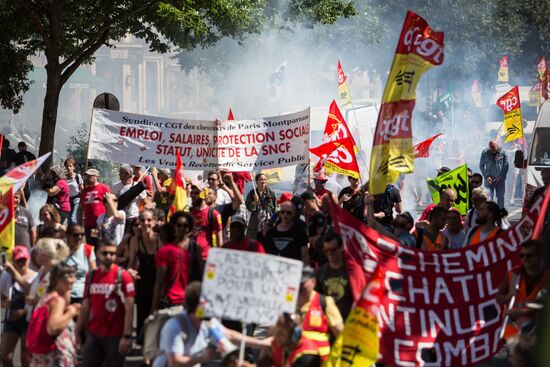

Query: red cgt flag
[310,101,360,178]
[413,133,442,158]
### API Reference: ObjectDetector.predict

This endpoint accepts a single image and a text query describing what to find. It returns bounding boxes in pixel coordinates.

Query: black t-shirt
[338,186,363,220]
[217,203,236,228]
[293,354,321,367]
[308,211,327,237]
[315,264,354,320]
[373,185,401,226]
[264,224,308,261]
[15,151,37,166]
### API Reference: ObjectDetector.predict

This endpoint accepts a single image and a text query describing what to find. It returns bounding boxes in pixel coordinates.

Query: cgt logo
[499,95,519,113]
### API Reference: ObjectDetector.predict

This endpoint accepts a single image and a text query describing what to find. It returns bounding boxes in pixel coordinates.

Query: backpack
[26,294,61,354]
[143,307,187,362]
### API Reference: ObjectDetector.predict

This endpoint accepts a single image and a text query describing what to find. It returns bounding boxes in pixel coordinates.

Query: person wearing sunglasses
[263,202,310,265]
[76,239,136,367]
[65,224,96,304]
[497,240,549,341]
[314,229,354,320]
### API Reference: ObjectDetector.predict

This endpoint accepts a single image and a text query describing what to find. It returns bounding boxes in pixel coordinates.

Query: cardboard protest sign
[426,164,469,214]
[369,11,444,194]
[198,248,302,325]
[330,197,542,366]
[88,108,310,171]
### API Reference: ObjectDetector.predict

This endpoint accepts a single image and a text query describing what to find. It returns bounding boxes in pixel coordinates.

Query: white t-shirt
[215,188,231,206]
[66,173,83,197]
[97,211,126,246]
[111,181,145,219]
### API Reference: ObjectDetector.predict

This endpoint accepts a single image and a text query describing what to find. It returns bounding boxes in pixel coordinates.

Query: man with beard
[463,201,507,246]
[415,206,449,251]
[190,186,222,259]
[77,239,136,367]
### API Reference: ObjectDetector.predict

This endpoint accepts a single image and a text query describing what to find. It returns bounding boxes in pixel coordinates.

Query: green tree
[0,0,355,168]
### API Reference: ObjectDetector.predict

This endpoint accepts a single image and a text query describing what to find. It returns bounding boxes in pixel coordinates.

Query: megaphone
[207,318,239,364]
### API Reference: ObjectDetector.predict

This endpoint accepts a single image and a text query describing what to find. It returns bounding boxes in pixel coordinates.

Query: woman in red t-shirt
[43,166,71,224]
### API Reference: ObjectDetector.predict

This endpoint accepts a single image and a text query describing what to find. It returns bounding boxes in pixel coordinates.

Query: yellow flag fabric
[337,60,352,107]
[168,153,188,220]
[369,11,444,194]
[496,86,524,143]
[498,56,509,83]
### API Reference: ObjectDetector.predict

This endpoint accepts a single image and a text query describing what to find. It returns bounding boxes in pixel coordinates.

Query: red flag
[223,108,252,193]
[329,198,542,366]
[310,100,360,178]
[168,152,188,219]
[413,133,442,158]
[0,134,3,160]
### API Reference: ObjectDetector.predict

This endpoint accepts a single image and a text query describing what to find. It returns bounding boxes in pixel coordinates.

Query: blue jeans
[69,195,80,226]
[486,179,506,208]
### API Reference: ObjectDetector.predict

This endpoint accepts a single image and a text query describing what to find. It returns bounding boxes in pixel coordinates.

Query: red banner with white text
[330,197,543,366]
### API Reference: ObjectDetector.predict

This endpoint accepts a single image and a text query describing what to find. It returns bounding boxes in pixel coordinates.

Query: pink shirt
[56,179,71,212]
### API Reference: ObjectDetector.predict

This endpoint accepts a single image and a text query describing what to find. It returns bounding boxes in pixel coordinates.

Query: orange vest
[422,232,444,252]
[468,227,500,246]
[272,337,320,367]
[503,269,549,340]
[301,292,330,360]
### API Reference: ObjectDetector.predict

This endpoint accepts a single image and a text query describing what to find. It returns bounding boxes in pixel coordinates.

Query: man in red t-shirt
[78,168,110,246]
[190,185,222,259]
[76,239,136,367]
[223,215,265,253]
[151,213,204,313]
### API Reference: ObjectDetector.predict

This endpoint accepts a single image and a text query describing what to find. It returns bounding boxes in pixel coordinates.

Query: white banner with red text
[88,108,310,171]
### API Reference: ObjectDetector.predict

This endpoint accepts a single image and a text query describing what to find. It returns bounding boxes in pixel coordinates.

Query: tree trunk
[38,63,62,171]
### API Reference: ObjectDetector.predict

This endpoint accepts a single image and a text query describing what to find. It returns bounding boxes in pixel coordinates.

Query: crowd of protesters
[1,134,548,367]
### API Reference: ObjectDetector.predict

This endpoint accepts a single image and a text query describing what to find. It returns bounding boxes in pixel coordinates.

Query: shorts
[3,317,28,334]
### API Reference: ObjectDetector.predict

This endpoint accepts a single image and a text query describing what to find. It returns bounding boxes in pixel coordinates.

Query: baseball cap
[436,167,451,175]
[84,168,99,176]
[313,172,328,182]
[301,265,315,283]
[277,192,293,204]
[12,246,30,261]
[231,215,246,226]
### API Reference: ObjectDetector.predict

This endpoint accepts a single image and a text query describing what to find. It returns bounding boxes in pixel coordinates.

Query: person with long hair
[128,209,160,344]
[245,173,276,240]
[65,224,96,304]
[28,263,80,367]
[0,247,37,367]
[42,166,71,225]
[37,205,66,240]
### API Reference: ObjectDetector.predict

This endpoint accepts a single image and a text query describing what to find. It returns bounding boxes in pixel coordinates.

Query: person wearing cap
[297,265,343,361]
[223,215,265,253]
[312,173,331,201]
[0,246,37,367]
[497,240,549,341]
[78,168,110,246]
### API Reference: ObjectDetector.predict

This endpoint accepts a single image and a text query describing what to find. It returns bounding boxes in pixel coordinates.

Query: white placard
[87,108,310,171]
[199,248,303,325]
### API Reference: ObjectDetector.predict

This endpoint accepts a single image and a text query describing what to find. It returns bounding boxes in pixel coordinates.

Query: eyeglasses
[176,222,188,229]
[69,232,84,237]
[99,251,116,256]
[208,177,218,181]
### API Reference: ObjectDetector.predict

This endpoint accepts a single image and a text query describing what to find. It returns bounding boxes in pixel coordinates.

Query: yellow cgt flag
[337,60,352,107]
